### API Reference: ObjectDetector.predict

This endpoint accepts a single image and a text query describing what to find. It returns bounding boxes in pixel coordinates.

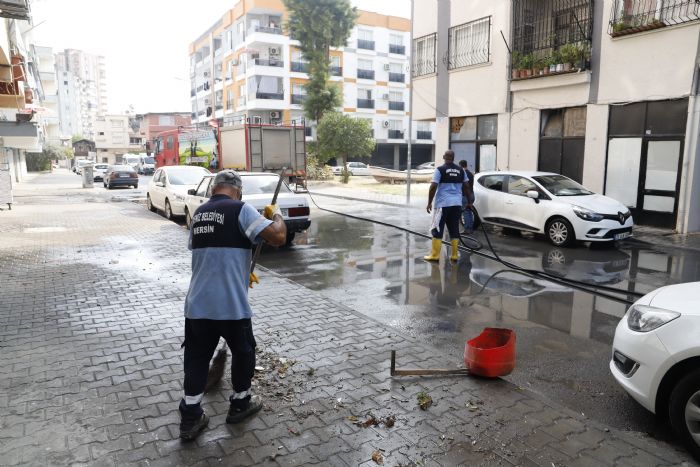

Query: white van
[137,155,156,175]
[122,155,140,171]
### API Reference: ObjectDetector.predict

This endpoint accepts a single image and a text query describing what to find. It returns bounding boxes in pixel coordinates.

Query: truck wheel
[669,369,700,459]
[285,232,296,247]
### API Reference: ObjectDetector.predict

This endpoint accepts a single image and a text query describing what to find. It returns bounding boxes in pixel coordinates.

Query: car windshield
[533,175,593,196]
[167,167,209,185]
[242,175,292,194]
[143,157,155,164]
[95,164,108,169]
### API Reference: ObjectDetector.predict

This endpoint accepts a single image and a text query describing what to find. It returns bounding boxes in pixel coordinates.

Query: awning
[0,121,39,150]
[0,0,30,21]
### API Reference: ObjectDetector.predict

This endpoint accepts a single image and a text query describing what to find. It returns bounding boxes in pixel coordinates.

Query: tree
[316,112,375,183]
[283,0,357,122]
[71,134,86,143]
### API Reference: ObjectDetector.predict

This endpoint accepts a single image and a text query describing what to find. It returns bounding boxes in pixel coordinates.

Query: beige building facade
[94,115,142,165]
[413,0,700,232]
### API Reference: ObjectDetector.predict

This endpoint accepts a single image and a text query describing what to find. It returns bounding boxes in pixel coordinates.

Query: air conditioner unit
[251,116,263,124]
[383,64,390,71]
[204,98,210,105]
[270,111,281,119]
[382,93,390,100]
[382,120,389,128]
[269,47,280,55]
[203,71,210,77]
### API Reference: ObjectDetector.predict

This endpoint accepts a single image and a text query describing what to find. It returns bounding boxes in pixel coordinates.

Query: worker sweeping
[177,169,287,441]
[425,149,473,262]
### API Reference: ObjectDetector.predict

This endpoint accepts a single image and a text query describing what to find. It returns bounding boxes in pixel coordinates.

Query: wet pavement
[258,194,700,441]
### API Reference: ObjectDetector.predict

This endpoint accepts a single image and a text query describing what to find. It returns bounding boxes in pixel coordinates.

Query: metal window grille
[448,17,491,69]
[413,33,436,77]
[608,0,700,35]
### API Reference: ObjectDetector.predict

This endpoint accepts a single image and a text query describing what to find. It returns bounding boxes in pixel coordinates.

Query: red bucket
[464,328,516,378]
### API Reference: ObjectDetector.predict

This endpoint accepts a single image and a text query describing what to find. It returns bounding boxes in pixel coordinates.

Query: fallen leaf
[362,416,379,428]
[383,415,396,428]
[371,450,384,465]
[417,391,433,410]
[347,415,358,422]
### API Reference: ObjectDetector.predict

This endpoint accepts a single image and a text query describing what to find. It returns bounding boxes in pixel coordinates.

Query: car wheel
[669,369,700,459]
[107,182,113,190]
[546,217,574,247]
[165,199,173,220]
[134,184,138,189]
[103,181,106,188]
[284,232,296,247]
[185,208,192,230]
[147,194,156,213]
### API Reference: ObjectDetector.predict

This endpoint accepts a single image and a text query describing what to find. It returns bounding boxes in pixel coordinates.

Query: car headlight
[572,205,603,222]
[627,304,680,332]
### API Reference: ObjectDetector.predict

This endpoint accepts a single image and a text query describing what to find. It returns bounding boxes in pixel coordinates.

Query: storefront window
[450,115,497,172]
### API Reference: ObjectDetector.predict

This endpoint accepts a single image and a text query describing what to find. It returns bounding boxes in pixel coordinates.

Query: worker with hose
[177,169,287,441]
[425,150,473,262]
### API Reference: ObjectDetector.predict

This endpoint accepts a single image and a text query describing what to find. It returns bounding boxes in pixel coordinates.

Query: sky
[31,0,411,115]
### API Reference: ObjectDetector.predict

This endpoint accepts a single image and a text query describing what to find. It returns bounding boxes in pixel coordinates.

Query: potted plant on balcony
[559,43,578,72]
[575,43,591,71]
[511,52,522,80]
[521,53,534,78]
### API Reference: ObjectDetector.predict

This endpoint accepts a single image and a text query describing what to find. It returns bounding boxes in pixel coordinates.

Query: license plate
[257,208,288,217]
[119,174,130,178]
[614,232,631,240]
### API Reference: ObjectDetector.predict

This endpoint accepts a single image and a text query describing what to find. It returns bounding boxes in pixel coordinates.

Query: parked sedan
[184,172,311,246]
[417,161,435,170]
[473,171,633,247]
[147,166,210,219]
[330,161,371,176]
[610,282,700,458]
[103,165,139,189]
[93,163,109,181]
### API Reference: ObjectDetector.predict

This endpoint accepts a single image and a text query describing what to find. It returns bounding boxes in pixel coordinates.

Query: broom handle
[250,169,286,274]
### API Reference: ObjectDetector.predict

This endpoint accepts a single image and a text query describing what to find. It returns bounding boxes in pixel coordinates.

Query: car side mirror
[187,189,196,195]
[526,190,539,199]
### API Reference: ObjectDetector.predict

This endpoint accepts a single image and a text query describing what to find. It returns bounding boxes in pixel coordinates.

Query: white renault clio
[611,282,700,458]
[473,171,633,247]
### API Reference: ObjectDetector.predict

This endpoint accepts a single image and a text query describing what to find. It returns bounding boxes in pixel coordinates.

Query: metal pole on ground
[406,0,415,206]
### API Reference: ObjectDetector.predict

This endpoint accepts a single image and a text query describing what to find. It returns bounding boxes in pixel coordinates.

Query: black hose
[305,191,641,305]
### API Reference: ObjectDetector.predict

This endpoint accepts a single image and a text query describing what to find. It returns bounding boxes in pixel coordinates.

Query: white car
[147,166,210,220]
[122,155,141,171]
[610,282,700,458]
[473,171,633,247]
[331,161,371,176]
[74,159,92,175]
[184,172,311,246]
[92,163,109,181]
[137,156,156,175]
[417,161,435,170]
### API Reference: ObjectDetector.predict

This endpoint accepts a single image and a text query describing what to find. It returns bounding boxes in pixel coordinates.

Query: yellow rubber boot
[450,239,459,262]
[424,238,442,262]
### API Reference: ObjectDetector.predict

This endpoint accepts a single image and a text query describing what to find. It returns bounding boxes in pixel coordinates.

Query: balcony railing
[608,0,699,37]
[448,17,491,69]
[215,104,223,111]
[250,25,283,35]
[413,33,437,77]
[388,101,405,111]
[389,44,405,54]
[417,130,433,140]
[388,72,405,83]
[291,94,306,105]
[330,66,342,76]
[255,91,284,100]
[388,130,404,139]
[291,61,309,73]
[252,58,283,68]
[357,98,375,109]
[357,69,375,80]
[357,39,375,50]
[511,0,593,80]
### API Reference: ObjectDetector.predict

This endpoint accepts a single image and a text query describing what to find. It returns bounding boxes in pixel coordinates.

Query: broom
[205,346,227,392]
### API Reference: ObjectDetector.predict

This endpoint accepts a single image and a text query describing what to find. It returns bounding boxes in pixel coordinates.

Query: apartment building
[94,115,142,165]
[412,0,700,232]
[34,45,61,147]
[55,49,108,139]
[189,0,436,169]
[0,1,46,184]
[133,112,192,154]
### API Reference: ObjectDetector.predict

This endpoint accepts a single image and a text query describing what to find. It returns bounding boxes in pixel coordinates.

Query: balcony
[250,25,283,35]
[330,66,342,76]
[357,39,375,50]
[389,44,405,55]
[357,69,375,80]
[291,61,309,73]
[388,72,405,83]
[291,94,306,105]
[388,101,405,111]
[608,0,699,37]
[511,0,593,80]
[251,58,283,68]
[256,91,284,100]
[388,130,404,139]
[357,98,374,109]
[417,130,432,140]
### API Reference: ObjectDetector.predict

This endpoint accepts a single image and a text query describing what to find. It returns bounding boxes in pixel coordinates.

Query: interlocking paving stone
[0,178,696,466]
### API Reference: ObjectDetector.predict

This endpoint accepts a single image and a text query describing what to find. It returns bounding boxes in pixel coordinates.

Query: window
[450,115,498,172]
[390,33,403,46]
[159,115,175,126]
[413,33,436,76]
[388,120,402,131]
[167,135,174,150]
[358,59,373,71]
[538,107,586,183]
[507,175,538,196]
[111,119,123,128]
[195,177,211,197]
[389,90,402,102]
[330,55,340,67]
[358,89,372,100]
[479,175,506,191]
[448,17,491,69]
[609,0,699,36]
[98,131,105,136]
[358,29,374,50]
[292,83,306,95]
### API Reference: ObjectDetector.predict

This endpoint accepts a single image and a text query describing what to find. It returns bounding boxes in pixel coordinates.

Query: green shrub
[306,154,334,180]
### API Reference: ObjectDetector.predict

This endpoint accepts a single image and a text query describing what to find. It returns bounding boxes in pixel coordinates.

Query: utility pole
[406,0,415,206]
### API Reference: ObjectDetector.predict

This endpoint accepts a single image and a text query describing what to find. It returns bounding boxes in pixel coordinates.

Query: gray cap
[212,169,243,188]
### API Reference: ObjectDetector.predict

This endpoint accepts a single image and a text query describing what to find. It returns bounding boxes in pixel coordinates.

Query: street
[1,170,698,466]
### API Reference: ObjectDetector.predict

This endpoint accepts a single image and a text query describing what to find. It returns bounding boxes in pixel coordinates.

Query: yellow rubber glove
[264,204,282,220]
[249,272,259,288]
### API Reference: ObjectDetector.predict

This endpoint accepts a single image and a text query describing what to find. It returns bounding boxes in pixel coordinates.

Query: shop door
[635,139,683,228]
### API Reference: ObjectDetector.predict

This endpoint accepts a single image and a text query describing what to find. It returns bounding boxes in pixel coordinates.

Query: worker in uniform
[458,159,475,233]
[178,170,287,441]
[425,150,472,262]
